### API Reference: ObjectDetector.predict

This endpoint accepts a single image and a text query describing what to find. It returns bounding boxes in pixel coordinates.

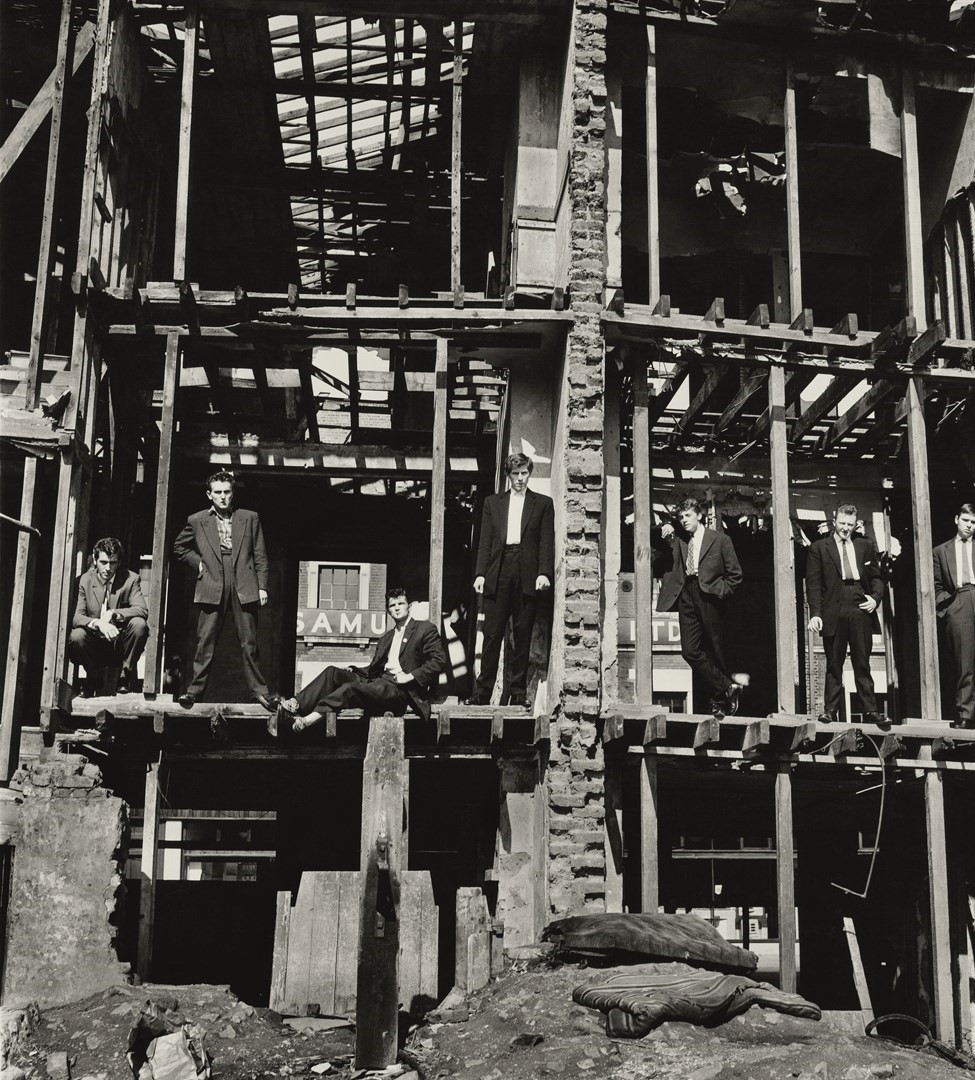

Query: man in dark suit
[467,452,555,707]
[172,471,276,709]
[806,504,886,725]
[278,587,446,732]
[656,498,745,715]
[934,502,975,729]
[68,537,149,695]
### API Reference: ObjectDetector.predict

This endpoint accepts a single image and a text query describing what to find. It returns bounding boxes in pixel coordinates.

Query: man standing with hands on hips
[467,452,554,707]
[173,471,278,711]
[806,504,887,727]
[933,502,975,729]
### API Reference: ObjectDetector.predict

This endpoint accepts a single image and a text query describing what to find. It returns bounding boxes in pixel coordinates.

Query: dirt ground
[4,965,969,1080]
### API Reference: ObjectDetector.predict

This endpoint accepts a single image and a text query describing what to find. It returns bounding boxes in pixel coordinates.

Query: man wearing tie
[172,471,277,710]
[934,503,975,729]
[806,504,886,725]
[467,452,555,707]
[69,537,149,695]
[278,587,446,732]
[656,498,745,715]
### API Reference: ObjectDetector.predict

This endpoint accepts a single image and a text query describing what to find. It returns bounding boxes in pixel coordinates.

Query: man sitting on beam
[277,586,446,733]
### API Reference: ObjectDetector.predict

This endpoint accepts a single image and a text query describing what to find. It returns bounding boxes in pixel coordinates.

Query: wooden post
[144,335,180,696]
[775,763,797,993]
[497,757,544,950]
[428,337,448,632]
[605,61,623,291]
[901,67,926,334]
[842,917,875,1024]
[0,462,43,780]
[604,753,624,912]
[137,754,165,981]
[633,356,654,704]
[173,5,198,281]
[769,364,797,712]
[645,25,659,300]
[450,20,462,304]
[355,714,405,1070]
[640,754,659,913]
[924,770,955,1043]
[601,361,622,701]
[784,60,802,316]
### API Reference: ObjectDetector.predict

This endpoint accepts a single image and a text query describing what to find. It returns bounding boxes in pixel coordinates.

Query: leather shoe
[865,711,892,731]
[724,682,742,716]
[506,693,528,708]
[466,693,490,706]
[177,693,198,710]
[818,709,838,724]
[254,691,280,712]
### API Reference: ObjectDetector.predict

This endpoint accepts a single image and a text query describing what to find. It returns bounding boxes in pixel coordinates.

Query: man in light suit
[934,502,975,729]
[68,537,149,695]
[467,452,555,707]
[656,498,745,715]
[172,471,276,709]
[806,504,886,726]
[279,587,446,732]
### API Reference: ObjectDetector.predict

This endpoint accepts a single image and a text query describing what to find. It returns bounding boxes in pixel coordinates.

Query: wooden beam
[821,380,898,450]
[784,61,802,317]
[790,375,856,443]
[715,370,767,433]
[137,754,165,981]
[25,0,74,411]
[173,6,198,281]
[906,379,941,718]
[0,20,95,184]
[675,364,727,435]
[604,754,624,913]
[633,356,654,704]
[646,360,689,427]
[355,714,405,1070]
[601,365,622,703]
[145,336,180,695]
[901,67,927,335]
[907,319,947,368]
[769,364,796,712]
[450,20,462,303]
[640,755,659,913]
[428,337,448,630]
[749,370,813,442]
[775,763,797,993]
[645,25,660,301]
[605,60,623,291]
[842,917,875,1024]
[299,354,321,442]
[924,770,955,1043]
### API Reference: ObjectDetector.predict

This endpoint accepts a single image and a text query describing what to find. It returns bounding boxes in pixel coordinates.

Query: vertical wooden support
[173,5,198,281]
[784,60,802,318]
[144,335,180,696]
[497,756,544,950]
[355,715,405,1070]
[604,753,624,912]
[137,754,165,981]
[601,362,622,702]
[645,25,660,300]
[924,770,955,1043]
[632,356,654,704]
[901,67,927,334]
[605,61,623,291]
[0,462,43,780]
[26,0,73,410]
[775,763,797,993]
[450,20,462,303]
[769,364,797,712]
[906,380,941,718]
[428,337,448,631]
[640,755,659,913]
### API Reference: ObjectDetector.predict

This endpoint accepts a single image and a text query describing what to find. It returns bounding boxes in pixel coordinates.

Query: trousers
[677,578,732,697]
[476,546,537,696]
[296,666,411,716]
[823,581,876,715]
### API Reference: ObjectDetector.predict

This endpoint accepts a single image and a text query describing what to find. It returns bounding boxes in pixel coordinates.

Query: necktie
[963,541,974,586]
[687,538,697,576]
[840,540,854,581]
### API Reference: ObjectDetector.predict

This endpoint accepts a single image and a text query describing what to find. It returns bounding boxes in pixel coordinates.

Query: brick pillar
[548,0,609,918]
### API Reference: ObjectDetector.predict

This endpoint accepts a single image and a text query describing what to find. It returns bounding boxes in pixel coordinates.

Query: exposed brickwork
[548,0,609,918]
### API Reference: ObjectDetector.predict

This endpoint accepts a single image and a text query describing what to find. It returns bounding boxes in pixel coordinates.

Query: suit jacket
[474,488,555,598]
[656,528,742,613]
[361,618,447,720]
[173,508,268,605]
[934,538,972,619]
[806,534,884,636]
[72,568,148,628]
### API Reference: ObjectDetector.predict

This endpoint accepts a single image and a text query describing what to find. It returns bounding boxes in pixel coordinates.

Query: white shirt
[835,536,860,579]
[955,537,975,586]
[506,491,526,544]
[384,623,407,677]
[686,529,703,575]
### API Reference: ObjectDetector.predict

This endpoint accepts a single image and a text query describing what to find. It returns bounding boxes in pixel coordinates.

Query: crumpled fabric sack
[145,1031,199,1080]
[127,1002,211,1080]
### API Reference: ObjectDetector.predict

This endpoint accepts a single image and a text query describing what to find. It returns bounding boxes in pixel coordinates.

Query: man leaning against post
[934,502,975,729]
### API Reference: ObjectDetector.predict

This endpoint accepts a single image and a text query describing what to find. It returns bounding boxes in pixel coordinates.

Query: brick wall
[547,0,609,918]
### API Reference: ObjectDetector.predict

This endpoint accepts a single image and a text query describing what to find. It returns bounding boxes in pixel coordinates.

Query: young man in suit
[656,498,745,715]
[933,502,975,729]
[278,587,446,732]
[68,537,149,695]
[467,452,555,707]
[806,504,887,726]
[172,471,277,710]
